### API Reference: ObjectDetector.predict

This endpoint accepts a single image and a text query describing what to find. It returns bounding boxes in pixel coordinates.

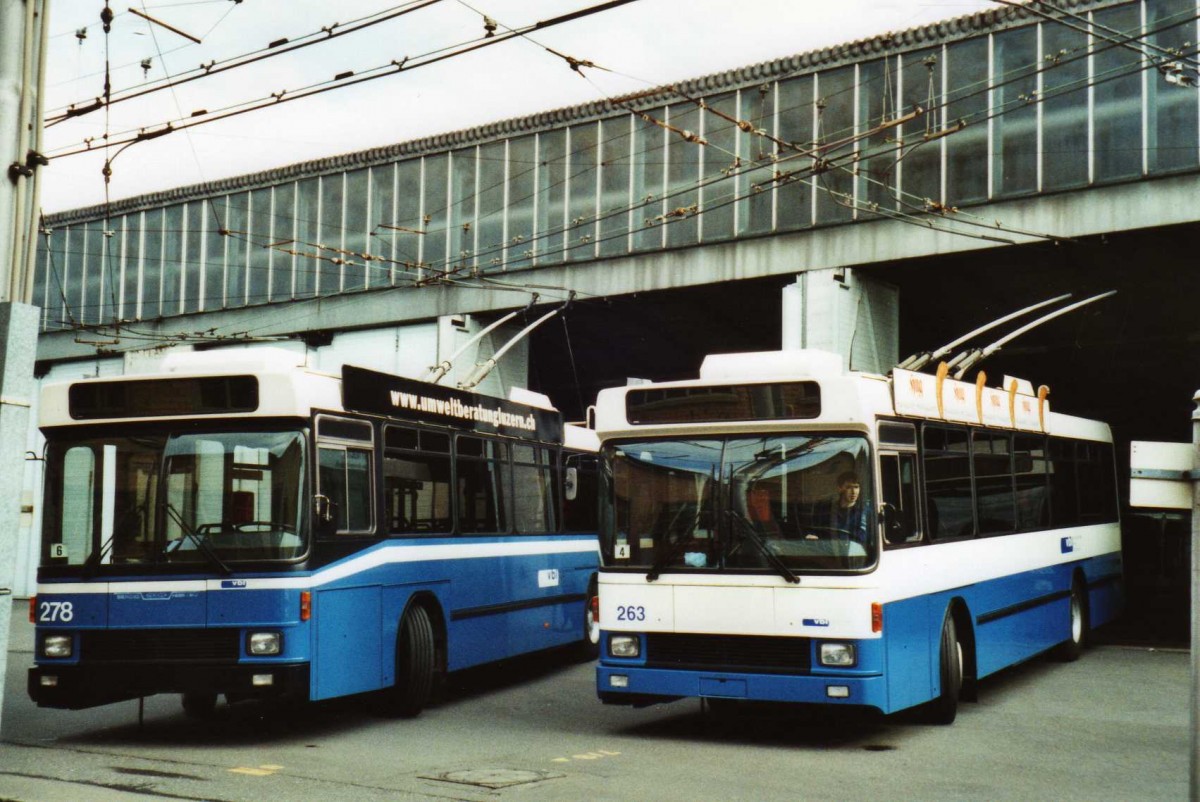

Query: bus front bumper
[28,663,310,710]
[596,664,887,712]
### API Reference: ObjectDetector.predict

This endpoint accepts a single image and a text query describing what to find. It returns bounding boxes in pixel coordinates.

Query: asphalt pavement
[1,599,1191,801]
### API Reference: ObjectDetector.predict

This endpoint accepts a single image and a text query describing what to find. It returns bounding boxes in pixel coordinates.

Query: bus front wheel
[924,610,962,725]
[388,605,435,717]
[576,578,601,661]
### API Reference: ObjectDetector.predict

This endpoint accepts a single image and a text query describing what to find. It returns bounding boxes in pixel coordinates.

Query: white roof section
[594,349,1110,443]
[39,349,341,428]
[699,349,844,381]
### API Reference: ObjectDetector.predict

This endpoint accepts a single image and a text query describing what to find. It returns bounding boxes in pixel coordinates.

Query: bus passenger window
[512,444,553,534]
[383,426,452,534]
[456,436,508,534]
[1013,434,1049,530]
[923,426,975,540]
[972,431,1015,536]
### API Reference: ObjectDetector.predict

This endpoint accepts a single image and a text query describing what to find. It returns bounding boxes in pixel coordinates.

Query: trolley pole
[0,0,50,733]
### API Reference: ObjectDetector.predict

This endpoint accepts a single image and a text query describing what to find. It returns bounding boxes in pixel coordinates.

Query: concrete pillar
[782,268,899,374]
[0,302,38,731]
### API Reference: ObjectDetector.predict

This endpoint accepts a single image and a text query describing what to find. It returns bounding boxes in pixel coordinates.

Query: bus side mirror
[564,467,579,502]
[313,494,337,536]
[880,502,906,544]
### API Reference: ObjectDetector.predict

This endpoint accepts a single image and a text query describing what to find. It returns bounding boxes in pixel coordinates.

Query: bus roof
[38,348,592,447]
[593,349,1111,443]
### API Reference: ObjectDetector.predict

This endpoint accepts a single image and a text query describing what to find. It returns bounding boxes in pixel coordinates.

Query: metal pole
[0,0,49,734]
[1191,390,1200,802]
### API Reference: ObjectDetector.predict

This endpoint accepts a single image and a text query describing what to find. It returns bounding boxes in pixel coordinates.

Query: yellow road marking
[229,765,285,777]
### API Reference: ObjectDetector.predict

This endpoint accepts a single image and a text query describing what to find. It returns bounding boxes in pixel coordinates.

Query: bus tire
[924,610,962,725]
[389,604,435,717]
[181,691,218,720]
[1053,578,1088,663]
[576,577,601,661]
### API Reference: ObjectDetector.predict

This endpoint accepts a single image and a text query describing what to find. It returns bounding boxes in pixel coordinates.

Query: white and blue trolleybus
[28,348,600,716]
[594,349,1120,722]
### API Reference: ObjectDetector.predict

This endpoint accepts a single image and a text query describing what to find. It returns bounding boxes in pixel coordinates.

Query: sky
[40,0,999,212]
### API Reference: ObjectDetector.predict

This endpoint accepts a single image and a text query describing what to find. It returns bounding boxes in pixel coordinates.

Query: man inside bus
[810,471,869,547]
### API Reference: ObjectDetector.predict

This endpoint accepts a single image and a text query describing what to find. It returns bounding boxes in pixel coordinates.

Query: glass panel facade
[182,201,204,313]
[294,180,317,299]
[122,215,141,320]
[944,37,990,205]
[631,111,665,251]
[1147,0,1200,174]
[740,83,777,236]
[536,131,566,263]
[1041,21,1090,191]
[142,210,164,319]
[477,141,507,272]
[423,154,449,277]
[369,164,395,283]
[223,194,248,308]
[393,160,423,279]
[815,66,856,224]
[343,168,370,291]
[777,75,813,230]
[665,101,701,246]
[449,148,477,276]
[317,176,343,295]
[36,4,1197,332]
[701,92,739,241]
[270,183,295,301]
[162,204,184,315]
[599,118,632,257]
[507,136,537,270]
[1093,4,1144,182]
[202,198,225,309]
[860,57,898,212]
[899,48,943,207]
[566,124,599,261]
[993,27,1040,198]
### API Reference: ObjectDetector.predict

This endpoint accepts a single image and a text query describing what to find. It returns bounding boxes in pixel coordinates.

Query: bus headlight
[41,634,73,659]
[819,642,856,667]
[609,635,640,658]
[247,631,282,656]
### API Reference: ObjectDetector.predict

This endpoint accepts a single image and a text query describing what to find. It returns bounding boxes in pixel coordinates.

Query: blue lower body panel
[597,665,888,712]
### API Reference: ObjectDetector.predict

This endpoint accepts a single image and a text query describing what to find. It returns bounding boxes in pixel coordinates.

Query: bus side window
[562,454,598,533]
[383,425,452,534]
[317,445,374,535]
[456,435,508,534]
[880,453,921,546]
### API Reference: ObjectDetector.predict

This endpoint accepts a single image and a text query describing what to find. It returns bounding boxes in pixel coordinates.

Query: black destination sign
[341,365,564,443]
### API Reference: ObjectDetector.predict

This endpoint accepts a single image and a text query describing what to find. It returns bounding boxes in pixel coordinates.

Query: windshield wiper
[646,535,696,583]
[163,503,231,575]
[82,503,147,576]
[724,510,800,585]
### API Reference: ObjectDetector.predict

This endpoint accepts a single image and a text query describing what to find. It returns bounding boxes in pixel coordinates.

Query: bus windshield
[603,434,875,573]
[44,429,307,568]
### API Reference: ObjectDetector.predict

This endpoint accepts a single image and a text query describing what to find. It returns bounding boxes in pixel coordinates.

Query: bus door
[877,422,923,547]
